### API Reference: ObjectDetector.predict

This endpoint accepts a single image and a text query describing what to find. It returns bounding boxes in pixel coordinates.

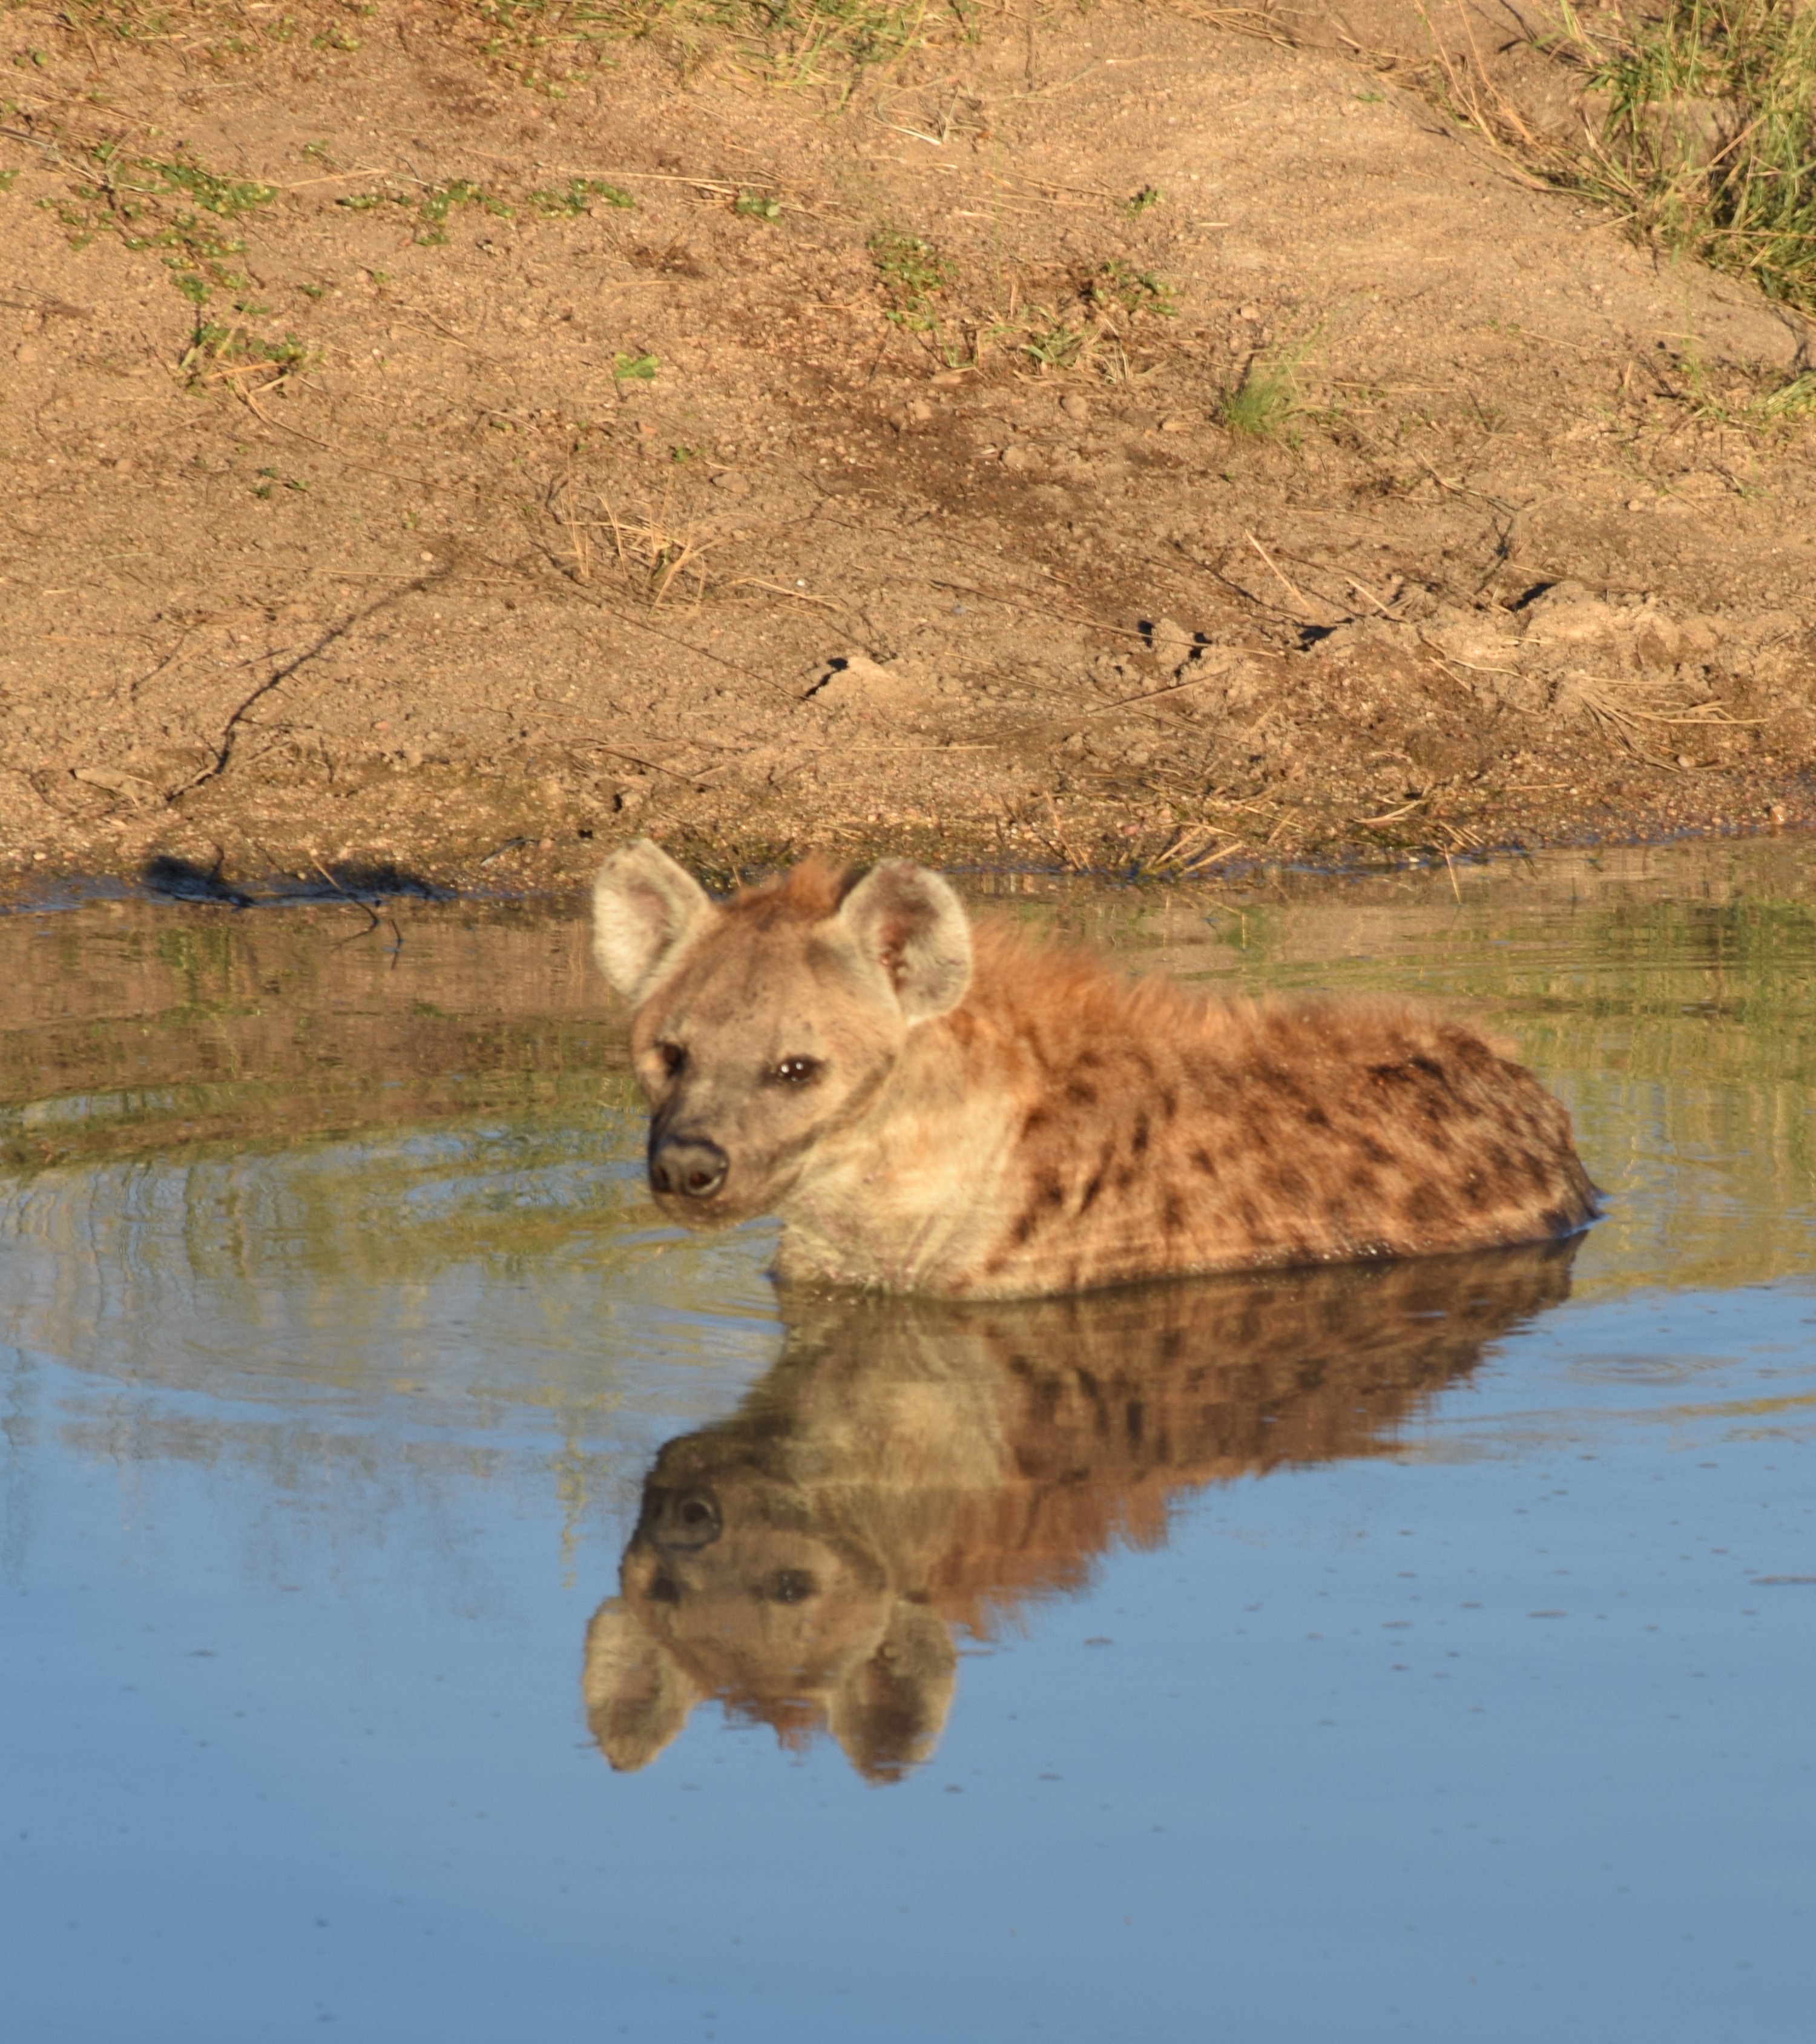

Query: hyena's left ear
[835,862,972,1022]
[827,1598,958,1783]
[592,840,715,1002]
[581,1597,702,1772]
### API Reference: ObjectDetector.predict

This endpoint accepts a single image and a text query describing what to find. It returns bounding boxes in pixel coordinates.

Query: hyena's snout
[648,1130,730,1202]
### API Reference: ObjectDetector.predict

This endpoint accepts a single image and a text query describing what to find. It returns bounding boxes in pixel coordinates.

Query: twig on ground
[1355,794,1430,826]
[1243,532,1320,618]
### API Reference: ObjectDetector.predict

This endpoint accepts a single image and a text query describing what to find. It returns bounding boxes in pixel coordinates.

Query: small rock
[806,652,928,718]
[711,469,750,495]
[1520,584,1623,645]
[1143,615,1195,663]
[1634,622,1681,670]
[1315,616,1412,661]
[1060,394,1091,423]
[1423,605,1519,669]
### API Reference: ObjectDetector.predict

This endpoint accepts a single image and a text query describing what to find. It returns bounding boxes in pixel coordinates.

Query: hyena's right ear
[592,840,715,1001]
[581,1597,702,1772]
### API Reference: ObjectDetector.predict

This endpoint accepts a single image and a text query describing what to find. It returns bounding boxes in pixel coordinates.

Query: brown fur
[583,1240,1579,1778]
[945,921,1595,1290]
[593,846,1599,1298]
[717,852,859,926]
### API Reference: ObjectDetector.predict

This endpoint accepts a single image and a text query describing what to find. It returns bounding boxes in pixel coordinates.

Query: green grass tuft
[1088,259,1177,320]
[870,228,953,329]
[527,177,637,216]
[1751,369,1816,420]
[1221,353,1301,439]
[39,147,276,302]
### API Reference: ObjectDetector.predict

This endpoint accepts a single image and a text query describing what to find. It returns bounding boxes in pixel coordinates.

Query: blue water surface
[3,843,1814,2043]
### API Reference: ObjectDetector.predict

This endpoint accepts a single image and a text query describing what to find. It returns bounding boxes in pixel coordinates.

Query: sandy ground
[2,0,1813,902]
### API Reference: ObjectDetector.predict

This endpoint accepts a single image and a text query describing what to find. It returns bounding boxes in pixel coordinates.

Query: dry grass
[1135,820,1250,875]
[1408,0,1816,324]
[454,0,979,93]
[866,227,1185,379]
[1564,670,1766,764]
[568,489,719,606]
[24,0,981,95]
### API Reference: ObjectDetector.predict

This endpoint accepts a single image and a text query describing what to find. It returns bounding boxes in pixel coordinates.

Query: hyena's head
[592,842,972,1227]
[583,1428,958,1781]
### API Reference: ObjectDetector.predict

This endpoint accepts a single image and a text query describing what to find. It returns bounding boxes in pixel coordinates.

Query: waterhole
[3,839,1812,2041]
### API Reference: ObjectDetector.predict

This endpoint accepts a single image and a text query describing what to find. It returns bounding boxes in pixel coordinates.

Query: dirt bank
[3,0,1813,900]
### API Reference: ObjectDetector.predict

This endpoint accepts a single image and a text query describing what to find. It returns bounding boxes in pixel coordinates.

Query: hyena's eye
[657,1042,686,1077]
[765,1569,817,1604]
[769,1056,822,1087]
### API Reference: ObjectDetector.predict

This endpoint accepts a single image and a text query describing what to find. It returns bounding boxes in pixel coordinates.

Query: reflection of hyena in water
[584,1242,1577,1779]
[593,844,1597,1298]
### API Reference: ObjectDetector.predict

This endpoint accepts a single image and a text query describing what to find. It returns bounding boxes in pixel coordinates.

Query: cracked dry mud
[2,0,1813,902]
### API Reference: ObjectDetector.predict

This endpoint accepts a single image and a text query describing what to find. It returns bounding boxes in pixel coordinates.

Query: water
[3,843,1813,2042]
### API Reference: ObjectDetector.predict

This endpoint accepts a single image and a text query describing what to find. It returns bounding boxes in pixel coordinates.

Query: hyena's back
[956,935,1597,1294]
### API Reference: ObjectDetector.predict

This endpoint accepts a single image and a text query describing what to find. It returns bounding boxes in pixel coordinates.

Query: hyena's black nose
[650,1134,729,1201]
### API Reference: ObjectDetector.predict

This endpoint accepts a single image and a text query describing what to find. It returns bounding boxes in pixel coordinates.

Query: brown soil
[3,0,1814,902]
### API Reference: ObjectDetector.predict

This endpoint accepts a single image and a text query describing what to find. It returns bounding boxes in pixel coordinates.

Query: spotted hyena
[591,842,1597,1297]
[583,1242,1579,1778]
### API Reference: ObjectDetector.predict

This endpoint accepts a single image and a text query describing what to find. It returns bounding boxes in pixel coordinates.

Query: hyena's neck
[774,1008,1028,1292]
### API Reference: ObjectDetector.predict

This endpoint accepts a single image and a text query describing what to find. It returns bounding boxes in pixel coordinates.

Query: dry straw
[1415,0,1816,326]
